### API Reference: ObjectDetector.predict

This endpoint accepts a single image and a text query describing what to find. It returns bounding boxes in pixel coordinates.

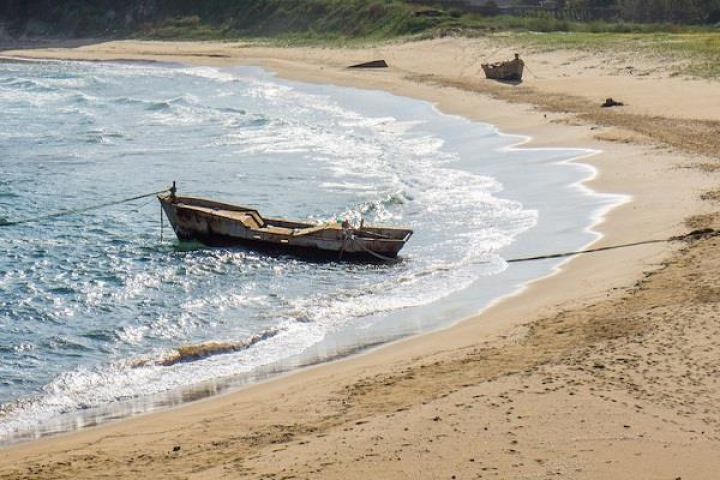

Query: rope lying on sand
[354,228,717,264]
[350,228,717,265]
[0,189,169,227]
[504,228,718,264]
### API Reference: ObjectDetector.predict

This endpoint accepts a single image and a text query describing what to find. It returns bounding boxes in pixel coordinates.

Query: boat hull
[159,195,412,262]
[481,57,524,81]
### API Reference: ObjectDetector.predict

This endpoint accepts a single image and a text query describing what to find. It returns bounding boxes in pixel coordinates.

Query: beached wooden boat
[481,54,524,82]
[158,191,413,261]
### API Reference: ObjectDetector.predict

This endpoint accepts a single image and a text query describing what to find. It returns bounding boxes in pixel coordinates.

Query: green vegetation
[146,1,430,41]
[2,0,720,42]
[1,0,718,76]
[453,15,720,34]
[507,30,720,77]
[0,0,447,41]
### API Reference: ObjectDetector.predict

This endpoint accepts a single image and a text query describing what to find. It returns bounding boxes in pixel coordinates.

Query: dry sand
[1,37,720,479]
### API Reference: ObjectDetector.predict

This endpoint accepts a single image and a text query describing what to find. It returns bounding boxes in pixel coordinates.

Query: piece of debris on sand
[348,60,389,69]
[601,97,625,108]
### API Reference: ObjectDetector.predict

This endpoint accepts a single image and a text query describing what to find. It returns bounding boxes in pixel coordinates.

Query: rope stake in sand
[0,189,170,227]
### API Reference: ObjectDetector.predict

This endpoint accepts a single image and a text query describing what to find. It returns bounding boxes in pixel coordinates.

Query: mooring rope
[505,228,717,264]
[350,235,400,263]
[523,63,540,80]
[353,228,717,264]
[0,189,170,227]
[1,188,716,267]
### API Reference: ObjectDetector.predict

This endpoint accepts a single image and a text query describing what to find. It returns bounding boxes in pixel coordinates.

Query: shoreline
[0,61,621,445]
[1,38,718,479]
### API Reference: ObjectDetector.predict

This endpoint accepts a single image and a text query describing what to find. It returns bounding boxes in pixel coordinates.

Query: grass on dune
[506,31,720,77]
[130,1,720,78]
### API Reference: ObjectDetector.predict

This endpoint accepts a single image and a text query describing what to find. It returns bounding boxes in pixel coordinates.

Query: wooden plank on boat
[292,225,332,237]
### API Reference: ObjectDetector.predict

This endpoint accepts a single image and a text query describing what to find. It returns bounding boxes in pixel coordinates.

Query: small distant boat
[158,187,413,262]
[481,53,524,82]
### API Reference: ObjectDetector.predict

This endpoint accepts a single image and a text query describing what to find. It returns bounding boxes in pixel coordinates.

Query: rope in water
[0,189,170,227]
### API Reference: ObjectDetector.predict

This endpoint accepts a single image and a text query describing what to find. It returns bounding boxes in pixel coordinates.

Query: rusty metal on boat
[158,186,413,262]
[481,53,524,82]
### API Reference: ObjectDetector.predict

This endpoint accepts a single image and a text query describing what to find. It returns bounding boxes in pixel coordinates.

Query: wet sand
[1,37,720,479]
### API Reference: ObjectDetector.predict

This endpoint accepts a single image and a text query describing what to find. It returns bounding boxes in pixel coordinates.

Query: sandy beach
[1,36,720,479]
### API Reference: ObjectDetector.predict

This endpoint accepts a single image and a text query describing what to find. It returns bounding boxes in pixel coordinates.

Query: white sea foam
[0,62,618,442]
[0,319,324,437]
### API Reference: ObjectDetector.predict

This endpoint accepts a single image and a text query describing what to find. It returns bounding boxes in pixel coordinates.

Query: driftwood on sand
[348,59,389,69]
[601,97,625,107]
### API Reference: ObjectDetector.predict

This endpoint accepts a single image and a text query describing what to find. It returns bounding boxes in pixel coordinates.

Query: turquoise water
[0,60,621,443]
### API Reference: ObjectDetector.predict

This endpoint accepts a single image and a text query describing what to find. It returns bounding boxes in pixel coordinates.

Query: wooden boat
[158,189,413,261]
[481,53,524,82]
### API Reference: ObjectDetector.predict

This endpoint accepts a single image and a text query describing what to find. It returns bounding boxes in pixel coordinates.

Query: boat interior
[166,195,412,241]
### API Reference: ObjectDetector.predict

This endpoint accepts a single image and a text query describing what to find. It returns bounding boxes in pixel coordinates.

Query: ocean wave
[0,88,64,107]
[132,329,280,368]
[0,78,55,92]
[334,190,412,224]
[177,66,238,83]
[0,61,600,443]
[146,103,268,129]
[218,106,247,114]
[109,94,197,110]
[0,322,319,438]
[150,95,199,111]
[84,131,124,145]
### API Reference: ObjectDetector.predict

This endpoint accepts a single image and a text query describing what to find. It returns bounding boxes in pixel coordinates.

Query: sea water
[0,60,623,443]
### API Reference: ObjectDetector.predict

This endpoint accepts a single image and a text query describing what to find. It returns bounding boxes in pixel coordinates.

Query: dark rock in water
[601,98,624,108]
[348,60,389,69]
